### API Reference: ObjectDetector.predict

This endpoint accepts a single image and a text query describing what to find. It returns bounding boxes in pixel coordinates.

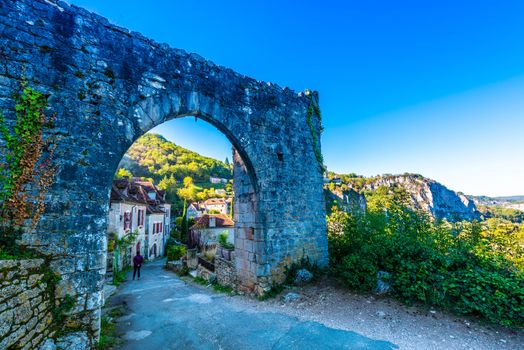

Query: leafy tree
[157,174,177,190]
[177,177,197,203]
[115,167,133,179]
[183,176,193,188]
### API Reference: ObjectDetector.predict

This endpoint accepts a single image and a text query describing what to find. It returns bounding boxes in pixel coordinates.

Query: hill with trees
[115,133,233,213]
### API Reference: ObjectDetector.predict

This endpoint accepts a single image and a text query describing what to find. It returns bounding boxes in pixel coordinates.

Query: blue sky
[69,0,524,196]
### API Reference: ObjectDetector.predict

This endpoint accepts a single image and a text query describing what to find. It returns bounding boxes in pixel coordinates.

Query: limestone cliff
[328,173,481,222]
[326,188,367,214]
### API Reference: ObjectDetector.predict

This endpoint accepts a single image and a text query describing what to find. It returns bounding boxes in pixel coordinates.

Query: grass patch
[111,267,131,287]
[96,313,120,350]
[193,276,208,286]
[213,283,234,295]
[108,307,124,318]
[176,266,190,277]
[192,275,235,295]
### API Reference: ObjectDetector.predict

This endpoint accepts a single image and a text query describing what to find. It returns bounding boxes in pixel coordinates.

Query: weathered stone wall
[0,0,328,345]
[216,253,237,288]
[0,259,54,349]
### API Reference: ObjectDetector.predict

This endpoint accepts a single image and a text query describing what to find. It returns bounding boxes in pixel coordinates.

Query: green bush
[218,231,234,250]
[167,245,187,261]
[111,267,130,287]
[170,228,181,242]
[327,186,524,328]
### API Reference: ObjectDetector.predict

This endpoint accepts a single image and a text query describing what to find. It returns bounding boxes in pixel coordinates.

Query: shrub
[167,245,187,261]
[107,239,116,253]
[218,231,234,250]
[327,187,524,328]
[203,250,215,262]
[283,255,322,286]
[170,228,181,242]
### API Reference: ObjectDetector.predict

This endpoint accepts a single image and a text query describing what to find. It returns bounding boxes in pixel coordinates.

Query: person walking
[133,251,144,280]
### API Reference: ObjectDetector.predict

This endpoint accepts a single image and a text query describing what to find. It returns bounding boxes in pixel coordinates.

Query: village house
[108,180,147,269]
[331,177,343,185]
[187,202,204,219]
[189,213,234,251]
[108,178,171,267]
[209,176,228,184]
[133,179,171,259]
[202,197,230,215]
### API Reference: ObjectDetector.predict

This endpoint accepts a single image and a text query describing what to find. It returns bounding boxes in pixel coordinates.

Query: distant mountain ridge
[467,194,524,218]
[327,173,481,222]
[468,194,524,205]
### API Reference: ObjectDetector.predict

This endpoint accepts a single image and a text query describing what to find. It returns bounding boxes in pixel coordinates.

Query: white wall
[192,227,234,247]
[107,201,147,267]
[146,213,165,259]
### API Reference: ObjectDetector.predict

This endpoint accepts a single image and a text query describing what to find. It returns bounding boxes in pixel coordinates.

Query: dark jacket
[133,254,144,267]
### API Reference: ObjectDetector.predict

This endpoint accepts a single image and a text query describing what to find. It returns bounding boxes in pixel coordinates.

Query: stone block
[0,260,18,269]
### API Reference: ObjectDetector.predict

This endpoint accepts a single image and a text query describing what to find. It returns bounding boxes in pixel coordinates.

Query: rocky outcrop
[327,174,481,221]
[363,174,481,221]
[327,188,367,213]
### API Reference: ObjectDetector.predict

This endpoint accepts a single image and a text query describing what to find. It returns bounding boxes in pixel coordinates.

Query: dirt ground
[233,277,524,350]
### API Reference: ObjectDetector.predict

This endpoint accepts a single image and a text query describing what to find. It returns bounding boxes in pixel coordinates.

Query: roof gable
[190,214,234,229]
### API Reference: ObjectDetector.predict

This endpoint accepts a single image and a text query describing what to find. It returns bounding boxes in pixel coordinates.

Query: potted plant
[217,231,234,261]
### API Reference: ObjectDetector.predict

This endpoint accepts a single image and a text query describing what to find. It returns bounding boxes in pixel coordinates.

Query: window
[124,211,131,230]
[152,222,162,234]
[137,209,144,226]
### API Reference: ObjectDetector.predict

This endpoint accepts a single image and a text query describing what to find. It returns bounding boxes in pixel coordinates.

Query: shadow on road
[105,259,399,350]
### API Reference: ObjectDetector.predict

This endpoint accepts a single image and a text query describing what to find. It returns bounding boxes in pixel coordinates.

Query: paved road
[107,259,398,350]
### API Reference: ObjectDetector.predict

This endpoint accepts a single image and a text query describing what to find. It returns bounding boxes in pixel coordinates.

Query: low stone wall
[196,265,215,281]
[0,258,54,349]
[216,253,237,288]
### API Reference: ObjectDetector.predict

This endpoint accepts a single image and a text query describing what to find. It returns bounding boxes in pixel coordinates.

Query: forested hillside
[115,133,233,213]
[118,133,232,183]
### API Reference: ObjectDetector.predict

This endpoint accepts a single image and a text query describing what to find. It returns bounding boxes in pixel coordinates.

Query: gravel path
[241,277,524,350]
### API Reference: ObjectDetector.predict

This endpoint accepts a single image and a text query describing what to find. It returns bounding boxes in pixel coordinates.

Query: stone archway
[0,0,328,343]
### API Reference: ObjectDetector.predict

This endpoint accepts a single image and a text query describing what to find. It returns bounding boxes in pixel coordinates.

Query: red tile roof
[111,178,169,214]
[204,198,227,205]
[190,214,234,229]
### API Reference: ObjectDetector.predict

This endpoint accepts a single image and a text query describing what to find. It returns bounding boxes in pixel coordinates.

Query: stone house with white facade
[209,176,228,184]
[187,202,204,219]
[108,178,171,266]
[189,213,234,251]
[202,198,230,215]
